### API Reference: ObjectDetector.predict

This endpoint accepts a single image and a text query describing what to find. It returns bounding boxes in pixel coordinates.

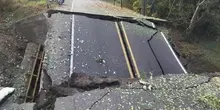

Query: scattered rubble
[31,69,220,110]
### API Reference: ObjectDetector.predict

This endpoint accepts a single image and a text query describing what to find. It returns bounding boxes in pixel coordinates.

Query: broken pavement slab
[1,73,219,110]
[54,0,167,24]
[54,74,220,110]
[43,13,72,86]
[14,14,49,44]
[20,43,39,73]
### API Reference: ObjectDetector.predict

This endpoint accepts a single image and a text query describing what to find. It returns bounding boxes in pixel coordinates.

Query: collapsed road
[43,0,187,86]
[71,14,187,78]
[45,11,187,86]
[4,0,220,110]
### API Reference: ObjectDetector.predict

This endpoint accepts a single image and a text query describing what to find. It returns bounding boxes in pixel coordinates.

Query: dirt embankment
[168,28,220,73]
[0,30,27,87]
[0,0,49,86]
[0,0,50,104]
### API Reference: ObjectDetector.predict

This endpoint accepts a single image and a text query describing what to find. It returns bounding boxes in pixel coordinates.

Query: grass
[26,0,47,6]
[0,0,48,28]
[199,95,220,109]
[166,27,220,73]
[199,42,220,68]
[179,41,220,73]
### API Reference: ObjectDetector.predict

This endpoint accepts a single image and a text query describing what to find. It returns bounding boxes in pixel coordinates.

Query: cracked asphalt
[54,74,220,110]
[41,0,199,109]
[44,0,187,85]
[44,13,72,85]
[73,15,130,77]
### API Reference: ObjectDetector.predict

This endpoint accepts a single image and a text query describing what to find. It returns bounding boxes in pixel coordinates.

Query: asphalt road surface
[121,21,163,77]
[72,15,132,78]
[45,0,186,85]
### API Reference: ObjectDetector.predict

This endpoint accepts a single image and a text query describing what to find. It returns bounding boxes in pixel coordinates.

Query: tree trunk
[185,0,206,38]
[188,0,206,29]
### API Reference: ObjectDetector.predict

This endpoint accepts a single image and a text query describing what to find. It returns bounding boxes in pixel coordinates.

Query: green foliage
[199,95,220,109]
[0,0,15,12]
[0,0,46,13]
[168,4,195,29]
[155,0,197,29]
[190,13,220,40]
[154,0,170,18]
[0,0,47,26]
[132,0,140,12]
[130,0,220,41]
[130,0,198,29]
[188,0,220,40]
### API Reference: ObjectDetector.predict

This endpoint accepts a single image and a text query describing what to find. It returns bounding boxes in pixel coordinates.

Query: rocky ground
[0,29,27,87]
[0,28,29,103]
[31,71,220,110]
[0,71,220,109]
[0,0,50,104]
[0,12,49,104]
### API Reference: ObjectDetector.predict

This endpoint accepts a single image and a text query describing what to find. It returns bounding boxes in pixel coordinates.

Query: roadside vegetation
[147,0,220,73]
[199,94,220,109]
[103,0,220,73]
[0,0,47,28]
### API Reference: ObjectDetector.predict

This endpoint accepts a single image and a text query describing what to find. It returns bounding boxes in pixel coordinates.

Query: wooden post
[114,0,115,5]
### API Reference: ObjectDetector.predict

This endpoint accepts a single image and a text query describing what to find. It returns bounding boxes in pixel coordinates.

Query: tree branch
[166,0,177,19]
[189,0,206,28]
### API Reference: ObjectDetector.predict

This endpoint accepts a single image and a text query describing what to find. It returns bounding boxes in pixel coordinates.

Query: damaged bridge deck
[44,11,186,87]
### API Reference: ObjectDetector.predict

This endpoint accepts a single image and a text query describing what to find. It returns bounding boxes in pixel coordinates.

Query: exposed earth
[0,29,27,90]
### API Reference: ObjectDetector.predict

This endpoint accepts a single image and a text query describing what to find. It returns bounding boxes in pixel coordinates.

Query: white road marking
[70,0,75,77]
[161,32,187,74]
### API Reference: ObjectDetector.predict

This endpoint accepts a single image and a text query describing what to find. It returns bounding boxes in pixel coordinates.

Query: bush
[132,0,220,41]
[132,0,140,12]
[155,0,197,29]
[190,13,220,40]
[0,0,14,12]
[187,0,220,41]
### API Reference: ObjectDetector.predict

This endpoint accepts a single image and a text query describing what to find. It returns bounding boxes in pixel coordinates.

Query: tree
[188,0,206,30]
[185,0,220,40]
